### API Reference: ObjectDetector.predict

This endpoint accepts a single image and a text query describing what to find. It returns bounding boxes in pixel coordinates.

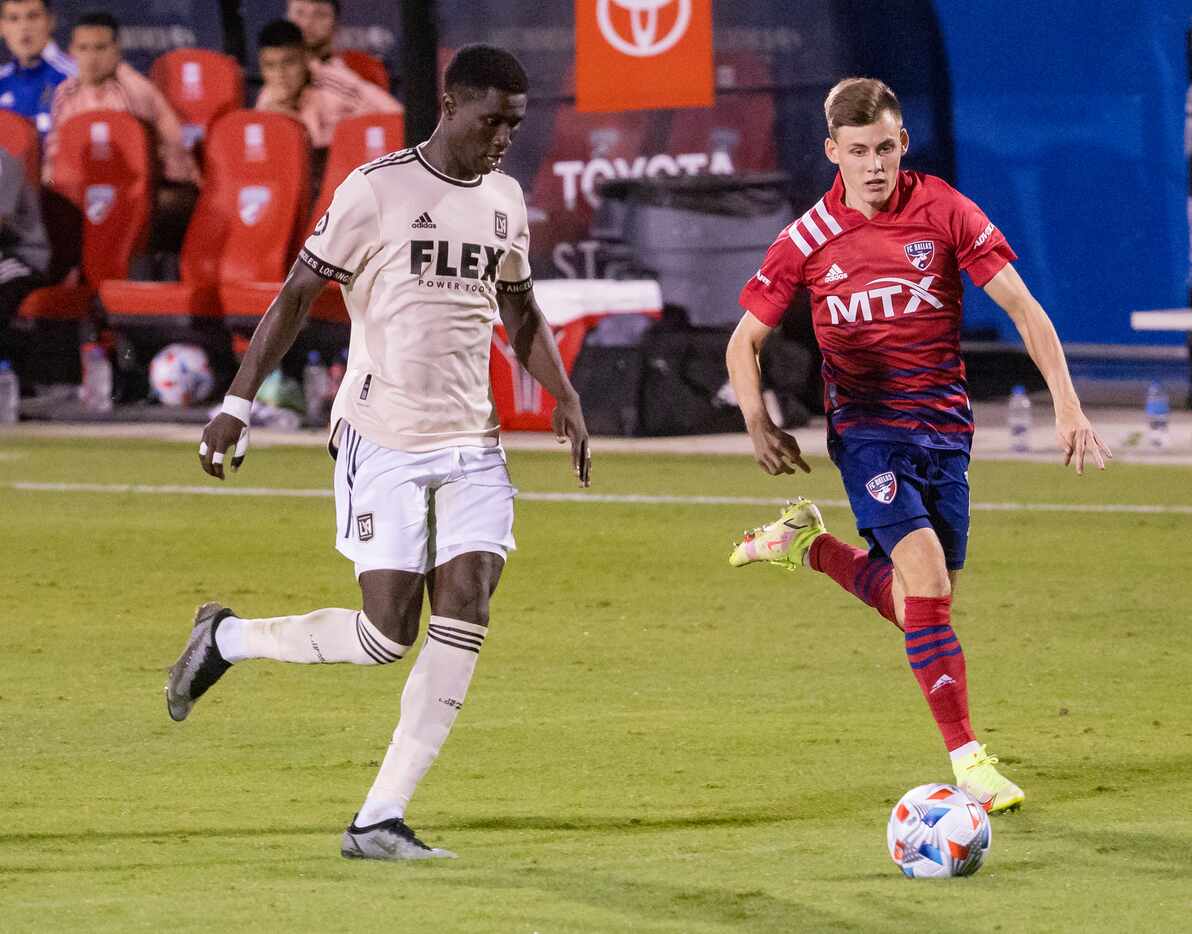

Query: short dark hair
[258,18,304,51]
[309,0,340,12]
[444,44,528,98]
[824,77,902,139]
[73,10,119,37]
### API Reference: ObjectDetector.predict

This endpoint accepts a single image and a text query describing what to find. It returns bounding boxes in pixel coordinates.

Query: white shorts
[332,422,517,576]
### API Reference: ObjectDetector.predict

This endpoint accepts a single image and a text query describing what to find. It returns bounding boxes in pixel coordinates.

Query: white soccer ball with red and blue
[886,783,991,878]
[149,343,214,407]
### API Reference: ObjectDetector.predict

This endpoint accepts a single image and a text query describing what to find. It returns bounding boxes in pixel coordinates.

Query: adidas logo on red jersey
[823,263,848,284]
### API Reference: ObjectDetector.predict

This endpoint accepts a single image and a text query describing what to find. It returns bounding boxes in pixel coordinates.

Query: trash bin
[594,173,792,327]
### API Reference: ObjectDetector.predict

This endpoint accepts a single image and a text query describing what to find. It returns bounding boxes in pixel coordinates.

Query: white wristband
[221,395,253,425]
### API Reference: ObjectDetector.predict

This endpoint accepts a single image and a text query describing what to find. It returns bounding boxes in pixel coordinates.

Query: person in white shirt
[165,45,590,862]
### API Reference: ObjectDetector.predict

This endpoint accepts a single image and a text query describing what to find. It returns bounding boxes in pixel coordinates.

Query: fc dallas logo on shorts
[866,471,898,504]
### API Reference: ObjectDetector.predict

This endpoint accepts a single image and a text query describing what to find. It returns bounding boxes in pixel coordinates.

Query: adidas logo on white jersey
[823,263,848,284]
[930,673,956,694]
[411,212,435,229]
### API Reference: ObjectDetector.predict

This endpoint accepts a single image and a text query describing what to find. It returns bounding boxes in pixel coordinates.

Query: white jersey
[300,145,532,453]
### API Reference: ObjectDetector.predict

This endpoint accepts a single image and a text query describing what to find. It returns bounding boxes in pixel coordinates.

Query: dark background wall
[9,0,1191,346]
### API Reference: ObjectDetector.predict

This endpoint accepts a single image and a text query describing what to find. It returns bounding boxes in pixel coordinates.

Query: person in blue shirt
[0,0,75,135]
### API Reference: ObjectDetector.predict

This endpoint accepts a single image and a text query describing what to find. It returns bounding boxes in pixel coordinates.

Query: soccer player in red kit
[726,77,1111,813]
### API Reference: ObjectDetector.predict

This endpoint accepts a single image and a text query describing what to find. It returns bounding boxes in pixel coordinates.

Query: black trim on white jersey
[496,276,533,294]
[360,147,417,175]
[414,145,482,188]
[299,247,353,284]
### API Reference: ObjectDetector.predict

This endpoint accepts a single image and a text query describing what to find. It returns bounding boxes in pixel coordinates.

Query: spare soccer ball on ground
[149,343,214,407]
[887,783,991,878]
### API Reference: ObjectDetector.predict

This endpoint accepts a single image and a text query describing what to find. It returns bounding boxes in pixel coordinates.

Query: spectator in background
[255,19,400,152]
[44,11,198,187]
[0,0,75,135]
[0,144,48,383]
[287,0,340,66]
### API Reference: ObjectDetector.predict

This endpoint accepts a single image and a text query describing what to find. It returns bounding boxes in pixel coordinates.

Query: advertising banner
[574,0,713,113]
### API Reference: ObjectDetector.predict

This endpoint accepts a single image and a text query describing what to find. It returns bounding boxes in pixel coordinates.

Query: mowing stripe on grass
[8,481,1192,515]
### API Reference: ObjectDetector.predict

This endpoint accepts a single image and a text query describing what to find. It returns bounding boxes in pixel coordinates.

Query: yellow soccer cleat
[952,745,1025,814]
[729,497,826,570]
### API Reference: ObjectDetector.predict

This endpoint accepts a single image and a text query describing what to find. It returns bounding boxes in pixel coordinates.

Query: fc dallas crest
[904,240,935,271]
[866,471,898,504]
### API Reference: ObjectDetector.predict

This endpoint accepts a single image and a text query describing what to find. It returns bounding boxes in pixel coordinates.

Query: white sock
[214,609,408,665]
[355,616,486,825]
[949,740,982,763]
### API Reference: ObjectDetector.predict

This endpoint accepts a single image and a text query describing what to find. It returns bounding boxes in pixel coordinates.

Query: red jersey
[739,171,1016,451]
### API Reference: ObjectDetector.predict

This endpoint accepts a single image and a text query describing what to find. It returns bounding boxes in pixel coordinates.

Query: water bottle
[0,360,19,424]
[1007,384,1031,453]
[79,342,113,413]
[1145,381,1170,449]
[303,350,329,426]
[328,349,346,398]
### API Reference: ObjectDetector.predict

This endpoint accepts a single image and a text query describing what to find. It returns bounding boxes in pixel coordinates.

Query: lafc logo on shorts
[494,210,508,240]
[866,471,898,504]
[356,513,374,541]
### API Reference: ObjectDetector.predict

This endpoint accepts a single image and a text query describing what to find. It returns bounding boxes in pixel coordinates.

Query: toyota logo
[596,0,692,58]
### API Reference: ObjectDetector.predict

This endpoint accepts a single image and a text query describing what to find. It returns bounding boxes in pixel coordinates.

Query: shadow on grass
[434,809,799,834]
[0,806,805,848]
[0,825,333,845]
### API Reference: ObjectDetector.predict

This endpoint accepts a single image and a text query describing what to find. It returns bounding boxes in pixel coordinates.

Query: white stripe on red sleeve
[814,198,842,234]
[787,221,812,257]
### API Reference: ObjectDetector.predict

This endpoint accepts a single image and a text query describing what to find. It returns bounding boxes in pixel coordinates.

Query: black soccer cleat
[164,602,235,722]
[341,814,457,861]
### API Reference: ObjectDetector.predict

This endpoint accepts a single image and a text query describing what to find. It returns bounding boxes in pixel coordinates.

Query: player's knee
[363,598,423,647]
[431,588,491,627]
[914,572,952,598]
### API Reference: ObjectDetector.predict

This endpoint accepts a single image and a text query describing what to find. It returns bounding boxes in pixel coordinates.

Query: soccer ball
[887,783,991,878]
[149,343,214,407]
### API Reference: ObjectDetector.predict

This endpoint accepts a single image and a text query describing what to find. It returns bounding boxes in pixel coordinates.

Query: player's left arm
[982,264,1112,473]
[497,286,591,487]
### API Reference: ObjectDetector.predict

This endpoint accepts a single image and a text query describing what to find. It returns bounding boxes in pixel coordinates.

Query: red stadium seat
[101,110,311,328]
[0,109,40,183]
[19,110,153,323]
[218,116,401,331]
[308,112,405,231]
[218,279,348,326]
[150,48,245,153]
[338,50,390,91]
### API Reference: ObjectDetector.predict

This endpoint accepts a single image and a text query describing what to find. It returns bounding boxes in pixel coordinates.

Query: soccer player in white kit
[166,45,591,861]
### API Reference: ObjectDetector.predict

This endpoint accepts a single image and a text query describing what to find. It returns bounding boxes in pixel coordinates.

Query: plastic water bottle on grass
[1145,382,1170,449]
[80,343,113,413]
[0,360,19,424]
[303,351,329,426]
[1007,385,1031,453]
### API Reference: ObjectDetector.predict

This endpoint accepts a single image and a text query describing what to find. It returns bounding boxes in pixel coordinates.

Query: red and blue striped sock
[904,595,976,751]
[809,534,899,626]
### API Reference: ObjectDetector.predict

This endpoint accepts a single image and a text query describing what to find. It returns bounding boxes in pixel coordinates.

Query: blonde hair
[824,77,902,138]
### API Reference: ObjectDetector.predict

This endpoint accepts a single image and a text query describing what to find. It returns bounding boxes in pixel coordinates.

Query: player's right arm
[729,229,811,475]
[198,260,327,479]
[199,169,380,480]
[727,314,809,475]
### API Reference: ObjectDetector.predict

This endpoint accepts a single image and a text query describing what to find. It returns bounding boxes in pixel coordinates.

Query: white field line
[7,481,1192,515]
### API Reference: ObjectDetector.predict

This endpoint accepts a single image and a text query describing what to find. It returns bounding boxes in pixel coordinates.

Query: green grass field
[1,434,1190,932]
